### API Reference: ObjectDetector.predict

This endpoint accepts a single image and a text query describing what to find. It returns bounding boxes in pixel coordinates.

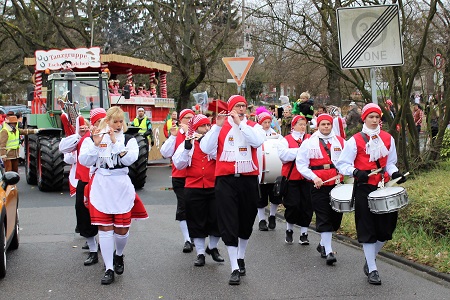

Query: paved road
[0,164,449,299]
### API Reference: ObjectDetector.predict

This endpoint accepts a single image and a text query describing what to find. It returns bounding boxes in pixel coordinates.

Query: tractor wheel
[25,134,38,185]
[128,135,148,189]
[36,136,65,192]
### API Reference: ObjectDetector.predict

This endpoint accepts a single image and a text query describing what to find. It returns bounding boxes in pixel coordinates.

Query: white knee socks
[114,231,129,256]
[226,246,239,271]
[179,220,190,242]
[270,203,278,216]
[208,236,220,249]
[363,243,377,272]
[321,232,333,255]
[86,236,98,253]
[99,230,114,271]
[257,208,266,221]
[237,238,249,259]
[193,238,206,255]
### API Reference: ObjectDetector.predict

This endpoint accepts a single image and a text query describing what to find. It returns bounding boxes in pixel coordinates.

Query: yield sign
[222,57,255,86]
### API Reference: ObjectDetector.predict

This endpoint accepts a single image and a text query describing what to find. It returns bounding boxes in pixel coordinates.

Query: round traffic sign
[434,54,444,69]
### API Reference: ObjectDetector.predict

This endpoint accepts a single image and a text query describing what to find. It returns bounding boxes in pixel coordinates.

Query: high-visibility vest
[2,127,20,150]
[166,118,173,131]
[133,116,148,134]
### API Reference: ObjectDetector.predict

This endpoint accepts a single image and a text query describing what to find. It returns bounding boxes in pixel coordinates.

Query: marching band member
[160,109,196,253]
[172,114,224,267]
[296,113,345,265]
[256,112,281,231]
[336,103,406,285]
[59,109,104,267]
[277,115,312,244]
[200,95,265,285]
[79,106,148,285]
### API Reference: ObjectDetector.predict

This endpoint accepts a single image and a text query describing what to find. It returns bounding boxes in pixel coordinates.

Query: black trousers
[76,181,98,238]
[309,183,343,232]
[172,177,187,221]
[185,188,220,238]
[283,180,313,227]
[354,184,398,243]
[256,183,282,209]
[215,175,258,247]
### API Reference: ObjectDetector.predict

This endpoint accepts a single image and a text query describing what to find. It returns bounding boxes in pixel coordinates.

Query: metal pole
[370,67,378,104]
[90,20,94,48]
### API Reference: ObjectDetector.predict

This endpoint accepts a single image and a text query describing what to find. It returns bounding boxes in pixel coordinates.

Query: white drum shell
[258,137,283,184]
[367,186,409,214]
[329,184,354,213]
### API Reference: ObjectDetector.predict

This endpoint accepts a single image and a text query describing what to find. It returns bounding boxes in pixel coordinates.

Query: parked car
[0,162,20,279]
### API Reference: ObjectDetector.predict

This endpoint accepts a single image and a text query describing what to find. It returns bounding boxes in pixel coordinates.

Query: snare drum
[329,184,354,213]
[258,137,283,184]
[367,186,408,214]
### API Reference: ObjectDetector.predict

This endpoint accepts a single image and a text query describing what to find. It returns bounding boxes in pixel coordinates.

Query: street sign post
[337,5,404,69]
[222,57,255,86]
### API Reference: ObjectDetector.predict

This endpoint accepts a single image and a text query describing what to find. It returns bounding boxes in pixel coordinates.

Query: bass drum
[258,136,283,184]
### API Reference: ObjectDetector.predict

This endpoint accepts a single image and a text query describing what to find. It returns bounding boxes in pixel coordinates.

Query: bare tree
[140,0,241,111]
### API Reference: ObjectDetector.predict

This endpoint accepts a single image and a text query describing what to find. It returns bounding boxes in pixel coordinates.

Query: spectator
[413,104,424,134]
[280,106,293,136]
[293,92,314,121]
[346,102,362,131]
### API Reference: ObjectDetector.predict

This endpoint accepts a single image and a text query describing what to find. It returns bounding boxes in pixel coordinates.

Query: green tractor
[23,71,149,191]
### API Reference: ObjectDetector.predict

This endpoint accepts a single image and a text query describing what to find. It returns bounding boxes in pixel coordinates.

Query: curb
[271,210,450,284]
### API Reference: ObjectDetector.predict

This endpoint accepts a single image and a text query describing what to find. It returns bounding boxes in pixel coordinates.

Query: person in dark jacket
[293,92,314,121]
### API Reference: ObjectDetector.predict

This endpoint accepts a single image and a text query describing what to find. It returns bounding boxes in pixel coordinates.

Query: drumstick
[368,168,383,176]
[323,175,340,184]
[385,172,410,187]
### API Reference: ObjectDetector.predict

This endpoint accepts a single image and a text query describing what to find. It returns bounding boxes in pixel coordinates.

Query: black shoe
[237,258,246,276]
[229,269,241,285]
[101,269,115,285]
[368,270,382,285]
[194,254,205,266]
[363,261,369,276]
[84,252,98,266]
[268,215,276,229]
[113,251,124,275]
[183,241,193,253]
[259,220,269,231]
[299,233,310,245]
[285,230,293,244]
[326,253,337,265]
[75,226,80,233]
[82,241,89,250]
[316,243,326,258]
[205,247,225,262]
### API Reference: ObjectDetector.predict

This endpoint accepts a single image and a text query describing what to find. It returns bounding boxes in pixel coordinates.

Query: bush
[440,129,450,159]
[400,161,450,237]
